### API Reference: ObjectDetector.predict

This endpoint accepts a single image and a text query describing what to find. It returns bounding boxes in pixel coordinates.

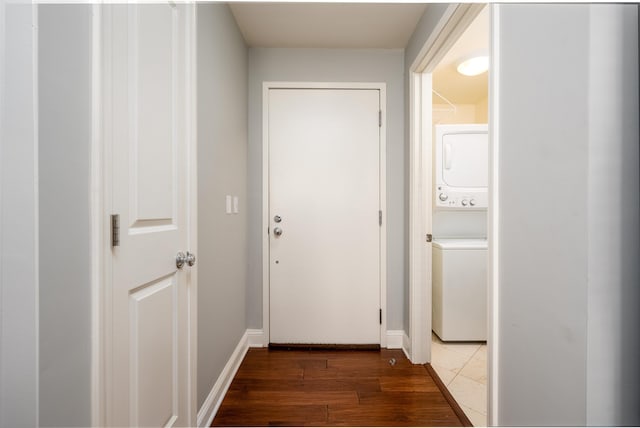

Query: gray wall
[404,3,452,71]
[246,48,405,330]
[0,3,39,427]
[585,4,640,425]
[495,4,639,425]
[196,3,249,410]
[38,5,93,427]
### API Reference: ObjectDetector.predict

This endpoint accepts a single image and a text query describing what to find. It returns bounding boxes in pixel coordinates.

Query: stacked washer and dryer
[432,124,488,342]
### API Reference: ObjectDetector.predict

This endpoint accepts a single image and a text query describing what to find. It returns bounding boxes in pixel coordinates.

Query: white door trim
[90,5,106,426]
[91,5,198,426]
[185,5,198,423]
[407,70,432,365]
[262,81,387,348]
[487,5,501,425]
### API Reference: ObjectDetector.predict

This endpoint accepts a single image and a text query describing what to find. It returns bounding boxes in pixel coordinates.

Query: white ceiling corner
[228,2,428,49]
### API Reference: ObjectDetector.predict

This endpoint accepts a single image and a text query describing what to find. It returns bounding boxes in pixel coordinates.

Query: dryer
[435,124,488,209]
[432,238,487,341]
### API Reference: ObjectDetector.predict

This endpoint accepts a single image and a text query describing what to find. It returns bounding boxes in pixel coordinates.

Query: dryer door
[442,132,488,188]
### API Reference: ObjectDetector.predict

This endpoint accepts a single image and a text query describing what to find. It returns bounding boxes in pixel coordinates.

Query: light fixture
[456,54,489,77]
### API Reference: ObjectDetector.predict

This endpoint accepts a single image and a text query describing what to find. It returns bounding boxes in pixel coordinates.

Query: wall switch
[233,196,239,214]
[225,195,232,214]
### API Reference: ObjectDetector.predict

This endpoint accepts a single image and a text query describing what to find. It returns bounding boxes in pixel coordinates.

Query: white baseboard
[247,328,265,348]
[387,330,412,362]
[402,331,411,361]
[386,330,404,349]
[196,331,250,428]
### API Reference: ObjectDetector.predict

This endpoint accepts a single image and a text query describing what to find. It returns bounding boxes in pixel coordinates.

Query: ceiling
[227,2,488,104]
[229,3,428,49]
[432,6,489,105]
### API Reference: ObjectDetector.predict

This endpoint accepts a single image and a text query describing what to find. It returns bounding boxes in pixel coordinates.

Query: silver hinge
[379,309,382,325]
[426,233,433,243]
[378,110,382,127]
[111,214,120,247]
[378,210,382,226]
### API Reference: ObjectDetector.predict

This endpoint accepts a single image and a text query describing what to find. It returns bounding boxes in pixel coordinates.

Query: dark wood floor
[212,348,471,427]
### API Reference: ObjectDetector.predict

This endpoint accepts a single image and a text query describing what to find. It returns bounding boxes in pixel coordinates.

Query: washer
[432,238,487,341]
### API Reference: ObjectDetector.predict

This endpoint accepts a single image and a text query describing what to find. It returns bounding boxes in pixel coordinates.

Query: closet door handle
[186,251,196,267]
[176,251,196,268]
[176,252,187,269]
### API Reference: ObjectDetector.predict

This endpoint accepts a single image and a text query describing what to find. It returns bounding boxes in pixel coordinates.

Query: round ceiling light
[456,55,489,77]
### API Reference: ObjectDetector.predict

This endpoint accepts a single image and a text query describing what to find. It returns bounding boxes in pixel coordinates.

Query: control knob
[470,199,476,206]
[461,199,468,206]
[438,193,448,202]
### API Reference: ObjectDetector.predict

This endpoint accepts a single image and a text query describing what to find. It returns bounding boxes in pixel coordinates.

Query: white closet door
[107,4,193,426]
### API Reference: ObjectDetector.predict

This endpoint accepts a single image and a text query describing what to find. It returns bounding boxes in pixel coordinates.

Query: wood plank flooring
[212,348,471,427]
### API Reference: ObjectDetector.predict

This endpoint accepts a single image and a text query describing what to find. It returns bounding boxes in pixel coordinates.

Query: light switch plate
[225,195,232,214]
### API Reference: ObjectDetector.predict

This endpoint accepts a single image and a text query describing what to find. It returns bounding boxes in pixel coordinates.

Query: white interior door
[268,88,381,345]
[106,4,193,427]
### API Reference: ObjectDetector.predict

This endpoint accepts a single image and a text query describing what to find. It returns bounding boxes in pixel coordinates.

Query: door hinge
[379,210,382,226]
[379,309,382,325]
[111,214,120,247]
[426,233,433,243]
[378,110,382,127]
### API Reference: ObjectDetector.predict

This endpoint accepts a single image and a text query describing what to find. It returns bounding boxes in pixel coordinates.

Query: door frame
[407,1,498,423]
[90,5,198,426]
[262,81,387,348]
[408,3,484,364]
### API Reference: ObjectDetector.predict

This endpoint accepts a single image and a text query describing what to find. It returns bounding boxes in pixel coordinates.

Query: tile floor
[430,333,487,427]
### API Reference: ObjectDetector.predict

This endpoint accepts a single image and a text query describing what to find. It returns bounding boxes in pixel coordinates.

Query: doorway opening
[429,6,489,426]
[408,3,493,427]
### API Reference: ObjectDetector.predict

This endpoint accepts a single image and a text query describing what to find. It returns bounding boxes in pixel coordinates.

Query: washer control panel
[435,186,488,209]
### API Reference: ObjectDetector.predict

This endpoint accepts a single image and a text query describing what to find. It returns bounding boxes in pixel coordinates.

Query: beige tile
[430,363,457,386]
[448,374,487,414]
[459,356,487,385]
[461,404,487,427]
[440,342,482,360]
[473,344,487,362]
[432,333,483,359]
[431,335,443,350]
[430,335,445,355]
[431,343,470,373]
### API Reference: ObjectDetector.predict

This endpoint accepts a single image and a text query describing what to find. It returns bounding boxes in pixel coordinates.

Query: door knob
[273,227,283,237]
[176,251,196,269]
[274,215,282,223]
[176,252,187,269]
